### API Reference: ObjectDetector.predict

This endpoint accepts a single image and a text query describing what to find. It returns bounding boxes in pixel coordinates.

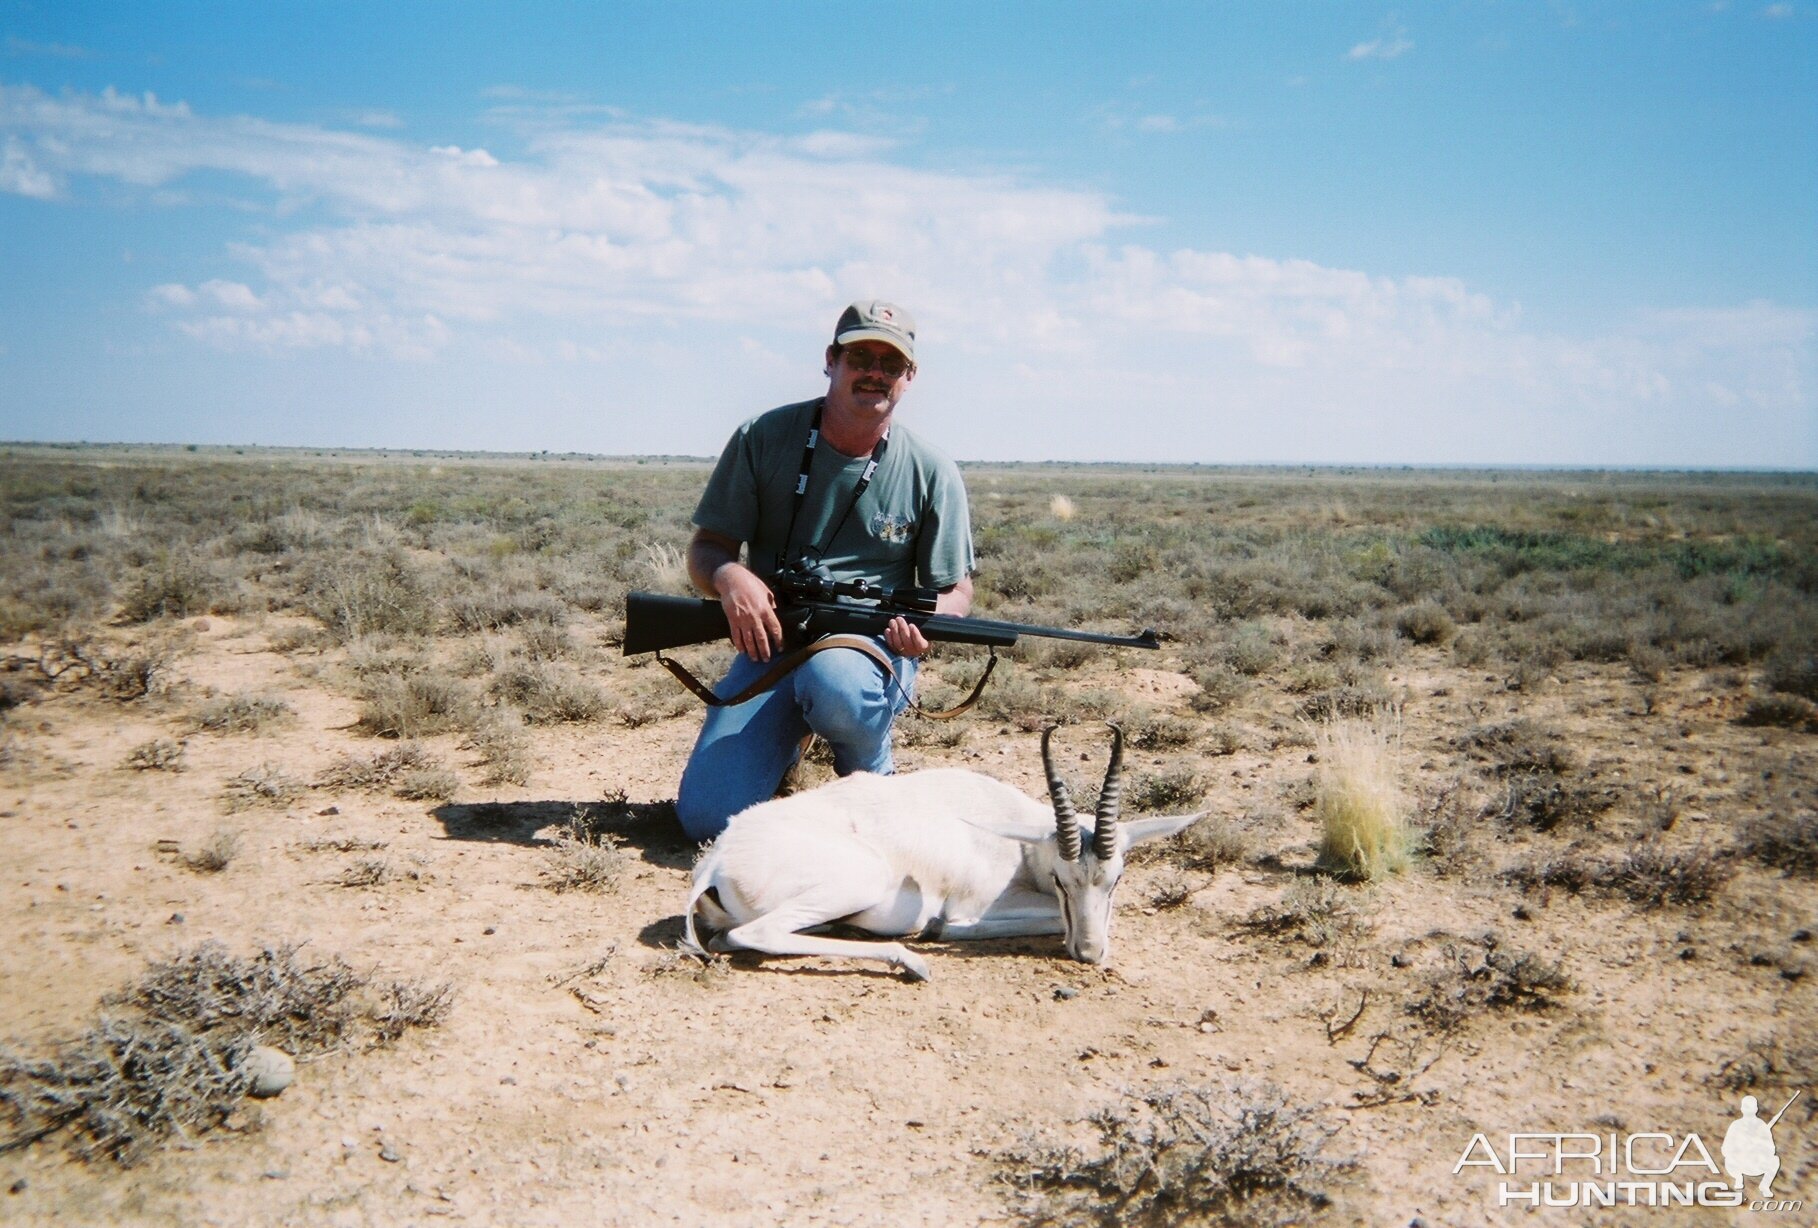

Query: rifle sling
[654,635,996,721]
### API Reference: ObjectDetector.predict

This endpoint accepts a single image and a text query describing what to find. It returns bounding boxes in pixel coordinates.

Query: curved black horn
[1092,722,1126,861]
[1042,725,1082,862]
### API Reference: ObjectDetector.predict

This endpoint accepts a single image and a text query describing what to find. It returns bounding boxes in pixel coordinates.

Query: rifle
[624,563,1159,716]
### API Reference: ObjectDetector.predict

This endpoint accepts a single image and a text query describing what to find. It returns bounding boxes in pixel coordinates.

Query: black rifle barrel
[621,591,1160,656]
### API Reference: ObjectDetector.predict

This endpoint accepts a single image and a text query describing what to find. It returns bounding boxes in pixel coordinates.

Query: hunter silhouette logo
[1724,1092,1801,1198]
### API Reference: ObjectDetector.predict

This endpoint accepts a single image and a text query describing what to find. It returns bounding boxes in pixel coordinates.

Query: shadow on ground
[431,796,695,869]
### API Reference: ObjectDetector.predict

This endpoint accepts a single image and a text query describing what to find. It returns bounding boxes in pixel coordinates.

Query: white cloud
[1,84,1808,464]
[1347,34,1415,60]
[147,282,196,307]
[1763,3,1795,17]
[0,135,55,197]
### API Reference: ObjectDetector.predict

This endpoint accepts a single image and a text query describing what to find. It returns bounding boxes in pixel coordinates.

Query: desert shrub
[339,858,402,887]
[1132,815,1255,873]
[1394,601,1457,646]
[447,586,567,634]
[489,661,609,725]
[117,553,225,623]
[297,549,439,641]
[1736,694,1818,732]
[1628,642,1671,684]
[124,738,187,772]
[1187,661,1249,714]
[0,1016,255,1165]
[1296,682,1396,722]
[0,941,452,1165]
[1223,621,1283,677]
[1123,710,1198,750]
[221,763,306,812]
[1739,810,1818,878]
[1762,642,1818,702]
[1495,770,1618,832]
[1128,766,1206,813]
[319,744,459,802]
[1605,842,1734,908]
[355,671,480,738]
[24,637,175,702]
[517,621,582,663]
[1506,840,1735,910]
[1312,715,1411,881]
[999,1081,1351,1227]
[1239,878,1363,949]
[190,692,293,734]
[541,821,627,894]
[1713,1033,1818,1095]
[1409,936,1572,1033]
[1459,719,1576,776]
[394,766,459,802]
[463,716,533,786]
[1501,849,1600,898]
[368,980,456,1047]
[114,942,363,1055]
[182,830,242,874]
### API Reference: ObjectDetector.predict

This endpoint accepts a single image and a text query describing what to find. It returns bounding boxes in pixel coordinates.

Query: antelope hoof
[893,948,931,982]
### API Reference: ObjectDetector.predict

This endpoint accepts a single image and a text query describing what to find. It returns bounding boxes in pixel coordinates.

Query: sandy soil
[0,612,1812,1227]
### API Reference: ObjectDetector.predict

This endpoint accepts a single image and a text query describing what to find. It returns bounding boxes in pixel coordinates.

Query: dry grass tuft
[318,743,458,801]
[182,829,242,874]
[220,763,307,812]
[190,692,293,735]
[541,808,628,893]
[1409,936,1572,1034]
[1048,493,1077,521]
[998,1080,1352,1227]
[1738,810,1818,878]
[123,737,187,772]
[0,941,456,1165]
[1312,714,1411,881]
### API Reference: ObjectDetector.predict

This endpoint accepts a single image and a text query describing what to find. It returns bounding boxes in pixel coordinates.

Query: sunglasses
[841,348,911,378]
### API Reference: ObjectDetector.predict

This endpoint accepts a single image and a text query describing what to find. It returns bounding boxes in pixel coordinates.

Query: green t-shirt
[694,398,975,592]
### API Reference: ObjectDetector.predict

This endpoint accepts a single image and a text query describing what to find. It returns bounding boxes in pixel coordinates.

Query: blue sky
[1,1,1812,466]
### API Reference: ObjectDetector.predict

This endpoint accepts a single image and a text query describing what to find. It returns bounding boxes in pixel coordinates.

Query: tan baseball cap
[833,300,916,363]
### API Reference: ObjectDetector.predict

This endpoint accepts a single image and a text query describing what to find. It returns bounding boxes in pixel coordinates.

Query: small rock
[243,1046,295,1098]
[318,806,340,817]
[10,1179,26,1194]
[1513,905,1532,921]
[378,1143,403,1163]
[483,926,496,936]
[1390,952,1411,968]
[1052,985,1079,1001]
[1793,929,1812,944]
[168,913,185,925]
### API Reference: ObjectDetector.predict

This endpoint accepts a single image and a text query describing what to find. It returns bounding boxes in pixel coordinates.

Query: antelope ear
[952,810,1055,844]
[1123,812,1205,845]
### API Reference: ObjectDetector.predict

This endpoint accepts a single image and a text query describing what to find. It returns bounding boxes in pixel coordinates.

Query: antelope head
[1042,722,1198,964]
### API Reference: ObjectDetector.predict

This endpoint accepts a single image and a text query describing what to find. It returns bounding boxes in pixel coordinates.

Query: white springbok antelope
[683,724,1202,981]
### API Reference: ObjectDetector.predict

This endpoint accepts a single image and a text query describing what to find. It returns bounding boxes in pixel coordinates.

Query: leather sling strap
[655,635,998,720]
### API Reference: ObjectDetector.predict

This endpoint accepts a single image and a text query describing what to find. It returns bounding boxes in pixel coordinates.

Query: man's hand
[883,615,930,658]
[714,562,784,662]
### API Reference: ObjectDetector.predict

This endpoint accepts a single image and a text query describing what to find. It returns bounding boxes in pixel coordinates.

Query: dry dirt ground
[0,612,1812,1227]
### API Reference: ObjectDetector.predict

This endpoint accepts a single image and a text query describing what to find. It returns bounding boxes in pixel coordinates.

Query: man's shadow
[429,795,697,872]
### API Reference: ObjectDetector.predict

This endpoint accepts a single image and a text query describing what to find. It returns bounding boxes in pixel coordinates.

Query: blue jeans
[674,639,917,842]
